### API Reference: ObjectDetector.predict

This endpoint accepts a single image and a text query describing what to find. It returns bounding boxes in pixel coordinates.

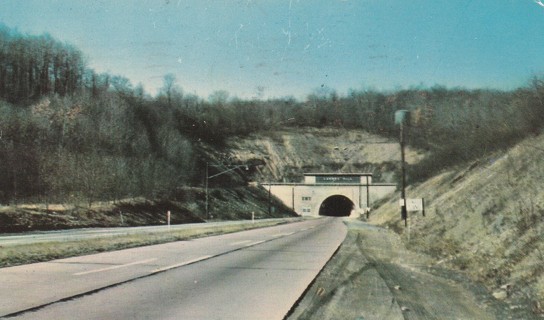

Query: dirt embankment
[225,127,424,183]
[370,132,544,315]
[0,186,295,233]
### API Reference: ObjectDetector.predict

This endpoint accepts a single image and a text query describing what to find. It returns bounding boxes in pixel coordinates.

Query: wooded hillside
[1,25,544,206]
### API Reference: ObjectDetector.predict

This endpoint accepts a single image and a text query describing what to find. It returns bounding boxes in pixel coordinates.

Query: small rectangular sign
[399,198,424,211]
[406,198,423,211]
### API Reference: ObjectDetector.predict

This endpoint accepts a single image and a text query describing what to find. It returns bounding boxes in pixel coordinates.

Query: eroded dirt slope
[225,127,424,183]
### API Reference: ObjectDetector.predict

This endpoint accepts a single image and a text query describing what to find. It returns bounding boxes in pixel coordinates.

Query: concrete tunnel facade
[262,173,396,218]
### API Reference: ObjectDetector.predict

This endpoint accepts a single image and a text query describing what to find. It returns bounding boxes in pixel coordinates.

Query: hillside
[0,186,296,233]
[0,127,419,232]
[224,127,424,183]
[370,132,544,313]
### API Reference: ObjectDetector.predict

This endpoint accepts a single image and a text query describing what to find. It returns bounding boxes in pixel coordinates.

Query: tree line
[0,25,87,104]
[1,25,544,205]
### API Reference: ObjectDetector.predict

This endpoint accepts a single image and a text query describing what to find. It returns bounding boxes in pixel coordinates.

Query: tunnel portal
[264,173,397,217]
[318,195,354,217]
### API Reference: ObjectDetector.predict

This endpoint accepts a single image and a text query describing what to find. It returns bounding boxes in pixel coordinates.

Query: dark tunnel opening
[318,195,354,217]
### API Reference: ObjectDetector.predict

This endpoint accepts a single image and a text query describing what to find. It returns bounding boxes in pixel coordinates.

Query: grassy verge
[0,219,300,268]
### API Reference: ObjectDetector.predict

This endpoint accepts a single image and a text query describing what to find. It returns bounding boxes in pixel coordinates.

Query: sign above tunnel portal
[304,173,373,185]
[315,175,360,184]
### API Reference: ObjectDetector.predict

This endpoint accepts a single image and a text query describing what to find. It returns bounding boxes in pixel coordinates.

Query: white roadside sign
[399,198,424,211]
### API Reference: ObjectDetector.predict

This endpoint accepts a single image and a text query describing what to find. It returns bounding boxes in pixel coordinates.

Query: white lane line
[244,240,266,247]
[150,255,212,274]
[271,231,296,238]
[74,258,157,276]
[230,240,254,246]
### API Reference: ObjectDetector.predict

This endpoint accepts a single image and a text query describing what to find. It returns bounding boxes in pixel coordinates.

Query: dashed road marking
[271,231,295,238]
[244,240,266,247]
[74,258,157,276]
[229,240,254,246]
[150,256,212,274]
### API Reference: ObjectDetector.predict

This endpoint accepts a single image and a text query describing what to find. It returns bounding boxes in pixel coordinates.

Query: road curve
[1,217,346,319]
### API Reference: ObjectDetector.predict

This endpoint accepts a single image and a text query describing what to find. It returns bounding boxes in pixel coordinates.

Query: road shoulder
[287,220,516,320]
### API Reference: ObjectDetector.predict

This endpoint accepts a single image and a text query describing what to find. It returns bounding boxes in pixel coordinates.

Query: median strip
[0,218,302,268]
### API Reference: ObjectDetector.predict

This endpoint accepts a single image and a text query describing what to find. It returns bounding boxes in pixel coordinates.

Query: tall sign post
[395,110,410,227]
[366,175,370,219]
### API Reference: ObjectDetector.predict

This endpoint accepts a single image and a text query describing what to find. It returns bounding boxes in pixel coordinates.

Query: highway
[0,217,346,319]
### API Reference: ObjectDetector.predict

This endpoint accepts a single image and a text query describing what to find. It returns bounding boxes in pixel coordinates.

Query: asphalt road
[0,217,346,319]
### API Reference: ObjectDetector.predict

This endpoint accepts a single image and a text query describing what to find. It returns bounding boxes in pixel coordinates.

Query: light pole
[395,110,410,227]
[205,162,249,219]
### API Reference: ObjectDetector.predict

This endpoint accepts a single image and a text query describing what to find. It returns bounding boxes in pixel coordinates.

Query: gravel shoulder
[287,219,530,320]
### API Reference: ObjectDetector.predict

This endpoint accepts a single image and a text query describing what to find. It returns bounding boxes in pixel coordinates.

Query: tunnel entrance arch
[263,173,397,217]
[318,195,354,217]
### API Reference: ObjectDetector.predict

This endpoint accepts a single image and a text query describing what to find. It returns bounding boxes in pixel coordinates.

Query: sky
[1,0,544,100]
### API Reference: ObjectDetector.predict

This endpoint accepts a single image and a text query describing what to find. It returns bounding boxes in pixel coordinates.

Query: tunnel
[318,195,354,217]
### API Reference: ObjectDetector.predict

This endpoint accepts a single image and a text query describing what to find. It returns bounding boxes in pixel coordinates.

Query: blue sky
[1,0,544,100]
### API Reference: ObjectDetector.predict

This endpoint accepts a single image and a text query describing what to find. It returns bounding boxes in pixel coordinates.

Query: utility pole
[205,162,209,219]
[400,120,408,226]
[268,183,272,216]
[395,110,410,227]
